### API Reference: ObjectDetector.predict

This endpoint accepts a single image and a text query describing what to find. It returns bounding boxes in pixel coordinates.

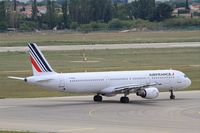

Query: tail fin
[28,43,55,76]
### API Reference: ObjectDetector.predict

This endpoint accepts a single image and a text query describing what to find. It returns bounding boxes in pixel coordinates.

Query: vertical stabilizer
[28,43,55,76]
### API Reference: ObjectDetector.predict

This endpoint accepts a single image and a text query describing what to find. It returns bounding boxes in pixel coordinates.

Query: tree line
[0,0,196,31]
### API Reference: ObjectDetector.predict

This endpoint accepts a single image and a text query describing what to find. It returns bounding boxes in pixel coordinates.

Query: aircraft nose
[187,78,192,87]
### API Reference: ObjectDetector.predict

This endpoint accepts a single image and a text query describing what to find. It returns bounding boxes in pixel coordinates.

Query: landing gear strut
[93,94,102,102]
[170,90,175,99]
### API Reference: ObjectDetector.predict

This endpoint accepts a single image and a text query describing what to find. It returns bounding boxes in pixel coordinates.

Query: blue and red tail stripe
[30,55,42,72]
[28,44,47,72]
[28,43,53,73]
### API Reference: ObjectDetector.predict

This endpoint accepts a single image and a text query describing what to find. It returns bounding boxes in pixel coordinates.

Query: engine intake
[136,87,159,99]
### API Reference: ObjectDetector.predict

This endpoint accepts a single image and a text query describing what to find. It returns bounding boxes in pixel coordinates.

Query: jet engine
[136,87,159,99]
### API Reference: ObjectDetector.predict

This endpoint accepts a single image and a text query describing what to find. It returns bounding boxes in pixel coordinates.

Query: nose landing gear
[170,90,175,99]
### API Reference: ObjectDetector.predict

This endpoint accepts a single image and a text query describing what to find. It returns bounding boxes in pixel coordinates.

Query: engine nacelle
[136,87,159,99]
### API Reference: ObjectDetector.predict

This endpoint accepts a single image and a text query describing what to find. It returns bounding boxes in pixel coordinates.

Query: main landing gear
[93,94,130,103]
[120,92,130,103]
[93,94,102,102]
[170,90,175,99]
[120,96,129,103]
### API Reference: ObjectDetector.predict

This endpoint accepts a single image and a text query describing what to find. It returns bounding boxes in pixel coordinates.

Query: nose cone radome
[186,78,192,88]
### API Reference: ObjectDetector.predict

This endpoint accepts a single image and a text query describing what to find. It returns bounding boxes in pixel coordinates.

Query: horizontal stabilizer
[8,76,26,81]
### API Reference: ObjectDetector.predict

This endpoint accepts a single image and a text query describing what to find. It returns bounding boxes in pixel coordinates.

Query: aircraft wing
[114,83,158,93]
[100,82,160,94]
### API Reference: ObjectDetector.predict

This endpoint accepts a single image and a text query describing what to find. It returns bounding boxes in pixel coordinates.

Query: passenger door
[59,74,66,91]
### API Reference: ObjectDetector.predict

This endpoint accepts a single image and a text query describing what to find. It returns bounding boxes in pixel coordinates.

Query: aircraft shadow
[25,97,197,108]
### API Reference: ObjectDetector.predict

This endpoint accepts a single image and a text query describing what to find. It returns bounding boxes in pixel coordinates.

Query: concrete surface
[0,91,200,133]
[0,42,200,52]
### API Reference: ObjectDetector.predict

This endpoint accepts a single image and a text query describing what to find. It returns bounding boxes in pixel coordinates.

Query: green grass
[0,47,199,98]
[0,30,200,46]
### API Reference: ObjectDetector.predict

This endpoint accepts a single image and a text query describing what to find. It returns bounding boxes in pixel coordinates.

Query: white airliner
[9,43,191,103]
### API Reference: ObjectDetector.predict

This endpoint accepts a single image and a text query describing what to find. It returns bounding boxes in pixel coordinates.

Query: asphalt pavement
[0,42,200,52]
[0,91,200,133]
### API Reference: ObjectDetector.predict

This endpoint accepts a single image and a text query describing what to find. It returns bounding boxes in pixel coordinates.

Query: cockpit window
[184,75,188,78]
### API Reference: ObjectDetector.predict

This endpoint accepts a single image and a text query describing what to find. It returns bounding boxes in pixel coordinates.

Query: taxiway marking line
[89,105,110,118]
[58,128,95,132]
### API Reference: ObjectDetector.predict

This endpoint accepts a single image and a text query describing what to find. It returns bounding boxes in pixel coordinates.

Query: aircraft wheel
[93,95,102,102]
[170,95,175,99]
[120,97,129,103]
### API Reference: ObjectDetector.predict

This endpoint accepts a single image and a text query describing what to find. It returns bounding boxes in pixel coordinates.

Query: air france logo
[149,73,174,76]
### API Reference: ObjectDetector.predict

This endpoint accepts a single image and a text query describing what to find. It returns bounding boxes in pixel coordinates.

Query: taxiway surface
[0,91,200,133]
[0,42,200,52]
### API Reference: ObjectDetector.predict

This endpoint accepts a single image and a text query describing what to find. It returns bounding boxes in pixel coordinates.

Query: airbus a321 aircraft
[9,43,191,103]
